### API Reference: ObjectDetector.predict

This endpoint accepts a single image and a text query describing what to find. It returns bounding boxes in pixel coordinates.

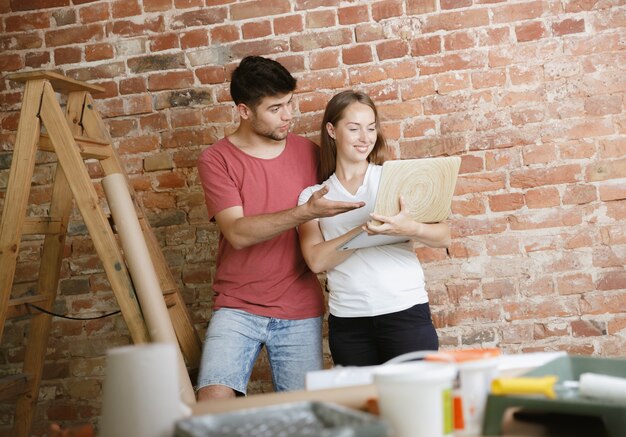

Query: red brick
[508,208,583,230]
[202,104,234,124]
[471,69,506,89]
[111,16,165,36]
[372,0,403,21]
[505,296,579,320]
[493,1,546,23]
[230,38,289,58]
[5,11,49,31]
[376,39,409,61]
[79,2,109,23]
[510,164,581,189]
[273,14,303,35]
[564,33,620,56]
[45,23,104,47]
[533,321,568,340]
[451,195,486,216]
[156,171,186,189]
[306,9,335,28]
[423,9,490,33]
[54,47,82,65]
[563,184,597,205]
[572,319,606,337]
[403,119,436,137]
[85,43,114,61]
[144,0,172,11]
[140,112,168,132]
[581,290,626,314]
[512,108,544,126]
[593,246,624,269]
[275,54,305,73]
[10,0,67,11]
[355,23,385,42]
[584,95,622,116]
[441,0,471,9]
[119,77,146,95]
[599,182,626,202]
[291,28,351,51]
[171,109,202,128]
[150,33,180,51]
[552,18,585,36]
[445,30,475,51]
[557,273,593,295]
[419,52,486,76]
[148,71,194,91]
[298,91,330,113]
[175,0,203,7]
[0,53,23,71]
[210,24,239,43]
[423,90,492,115]
[586,157,626,182]
[384,59,418,80]
[181,29,209,48]
[196,66,226,84]
[515,21,548,42]
[522,144,556,165]
[310,49,340,70]
[338,5,368,24]
[342,44,372,65]
[489,192,525,212]
[112,0,141,18]
[524,187,560,209]
[241,20,271,39]
[231,0,290,20]
[486,235,521,255]
[400,135,465,158]
[597,269,626,291]
[410,35,442,56]
[107,118,138,138]
[406,0,437,14]
[117,135,160,154]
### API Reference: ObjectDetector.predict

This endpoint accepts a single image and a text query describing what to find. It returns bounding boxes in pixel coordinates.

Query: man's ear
[326,122,336,139]
[237,103,251,120]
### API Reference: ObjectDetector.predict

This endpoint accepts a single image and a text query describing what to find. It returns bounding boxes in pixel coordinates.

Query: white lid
[374,361,457,384]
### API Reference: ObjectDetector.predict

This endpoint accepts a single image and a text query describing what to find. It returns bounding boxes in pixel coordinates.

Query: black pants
[329,303,439,366]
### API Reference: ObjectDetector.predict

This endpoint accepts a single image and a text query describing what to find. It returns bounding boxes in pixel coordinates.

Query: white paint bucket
[374,361,457,437]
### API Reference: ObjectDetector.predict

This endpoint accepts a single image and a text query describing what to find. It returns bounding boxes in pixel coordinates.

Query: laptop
[337,156,462,251]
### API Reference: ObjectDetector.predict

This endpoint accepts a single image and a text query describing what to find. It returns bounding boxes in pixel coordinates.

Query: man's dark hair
[230,56,297,109]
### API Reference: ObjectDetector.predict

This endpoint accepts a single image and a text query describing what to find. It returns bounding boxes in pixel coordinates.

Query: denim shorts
[197,308,323,395]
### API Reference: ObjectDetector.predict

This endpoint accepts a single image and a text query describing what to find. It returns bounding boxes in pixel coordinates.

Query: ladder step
[39,133,112,160]
[0,374,32,402]
[23,217,62,235]
[7,70,105,94]
[7,295,49,319]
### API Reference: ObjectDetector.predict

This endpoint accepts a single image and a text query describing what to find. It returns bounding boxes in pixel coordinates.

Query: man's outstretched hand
[305,185,365,219]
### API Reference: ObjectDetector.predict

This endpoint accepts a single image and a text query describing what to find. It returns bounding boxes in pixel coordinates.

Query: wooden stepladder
[0,71,202,436]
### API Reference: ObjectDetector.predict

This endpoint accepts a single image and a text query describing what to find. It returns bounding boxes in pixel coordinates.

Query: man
[196,56,364,400]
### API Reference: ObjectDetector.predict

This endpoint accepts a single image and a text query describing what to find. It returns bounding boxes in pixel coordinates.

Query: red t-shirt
[197,133,324,319]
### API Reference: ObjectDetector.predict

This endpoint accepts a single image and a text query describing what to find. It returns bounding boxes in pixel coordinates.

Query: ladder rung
[39,133,112,160]
[23,217,62,235]
[7,70,104,94]
[0,374,32,402]
[7,295,48,319]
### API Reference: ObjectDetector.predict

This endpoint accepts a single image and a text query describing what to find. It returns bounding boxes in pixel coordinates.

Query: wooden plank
[7,70,104,94]
[39,134,112,160]
[6,295,48,319]
[23,217,63,235]
[81,94,202,370]
[0,374,31,402]
[0,79,45,342]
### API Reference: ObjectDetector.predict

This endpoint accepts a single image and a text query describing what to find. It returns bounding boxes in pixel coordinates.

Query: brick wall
[1,0,625,434]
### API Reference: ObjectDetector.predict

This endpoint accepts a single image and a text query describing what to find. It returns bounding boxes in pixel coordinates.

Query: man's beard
[251,120,290,142]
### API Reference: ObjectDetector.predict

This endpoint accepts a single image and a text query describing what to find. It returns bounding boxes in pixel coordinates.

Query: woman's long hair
[318,90,389,182]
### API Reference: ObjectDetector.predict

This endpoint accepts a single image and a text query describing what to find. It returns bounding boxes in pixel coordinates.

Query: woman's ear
[326,122,336,139]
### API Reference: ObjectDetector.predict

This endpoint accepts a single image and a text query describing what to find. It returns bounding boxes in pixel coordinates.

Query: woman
[297,90,450,366]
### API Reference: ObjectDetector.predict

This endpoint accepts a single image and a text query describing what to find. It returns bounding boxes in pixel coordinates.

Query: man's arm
[216,186,365,250]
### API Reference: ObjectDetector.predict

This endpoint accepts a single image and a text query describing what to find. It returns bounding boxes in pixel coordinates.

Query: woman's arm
[365,196,451,248]
[298,220,363,273]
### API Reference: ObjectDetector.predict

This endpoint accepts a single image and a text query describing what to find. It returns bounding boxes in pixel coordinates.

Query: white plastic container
[374,361,456,437]
[428,348,501,436]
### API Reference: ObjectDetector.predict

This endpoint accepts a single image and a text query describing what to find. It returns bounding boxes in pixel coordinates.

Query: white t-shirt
[298,164,428,318]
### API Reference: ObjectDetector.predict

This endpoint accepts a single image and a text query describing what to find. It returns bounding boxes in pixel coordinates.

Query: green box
[482,355,626,436]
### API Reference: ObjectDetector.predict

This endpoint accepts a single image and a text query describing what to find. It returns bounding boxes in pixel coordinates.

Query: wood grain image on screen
[338,157,461,251]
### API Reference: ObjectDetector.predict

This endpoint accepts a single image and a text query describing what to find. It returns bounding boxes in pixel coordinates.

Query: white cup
[374,361,457,437]
[454,357,499,436]
[99,343,184,437]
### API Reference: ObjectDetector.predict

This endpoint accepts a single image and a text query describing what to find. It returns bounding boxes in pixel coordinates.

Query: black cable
[26,303,121,320]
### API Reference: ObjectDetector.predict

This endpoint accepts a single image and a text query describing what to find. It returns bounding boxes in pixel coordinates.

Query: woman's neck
[335,160,369,195]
